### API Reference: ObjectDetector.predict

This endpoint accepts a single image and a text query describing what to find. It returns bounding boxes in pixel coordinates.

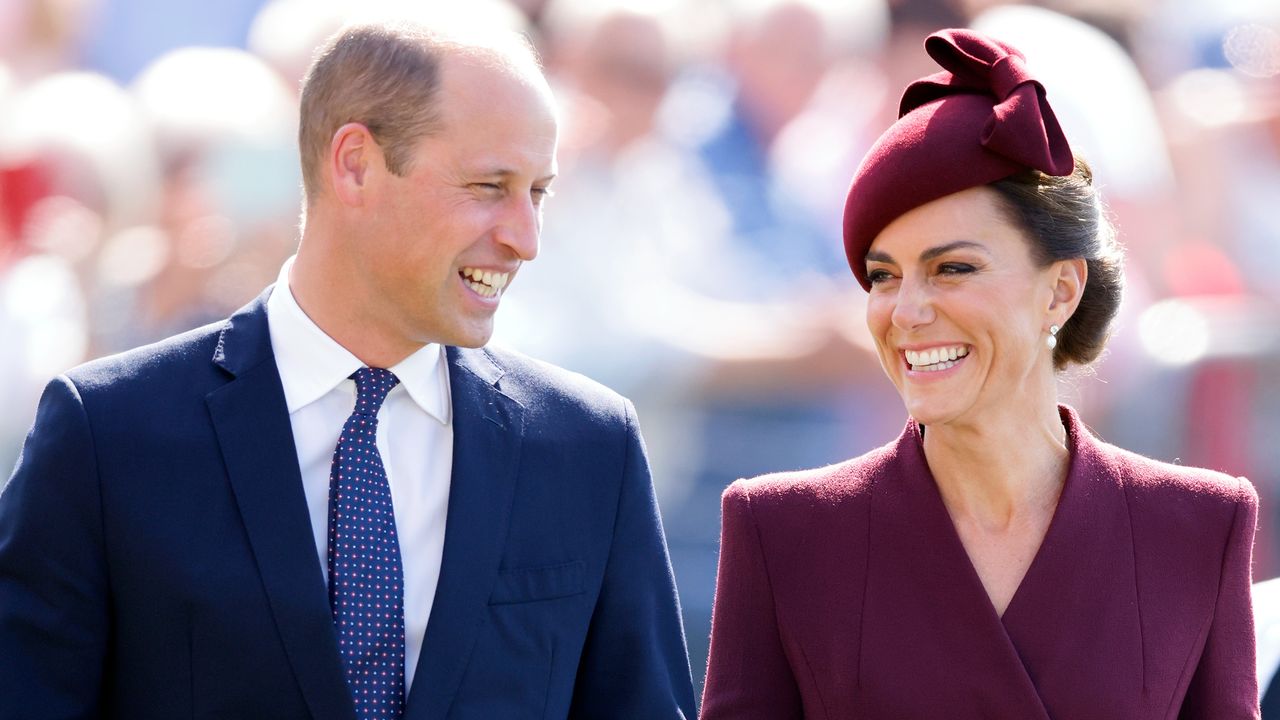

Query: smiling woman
[702,28,1260,720]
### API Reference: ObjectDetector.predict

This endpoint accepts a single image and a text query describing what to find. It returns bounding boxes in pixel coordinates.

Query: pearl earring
[1046,324,1060,350]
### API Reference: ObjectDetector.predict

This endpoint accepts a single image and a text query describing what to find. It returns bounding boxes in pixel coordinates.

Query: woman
[700,29,1259,719]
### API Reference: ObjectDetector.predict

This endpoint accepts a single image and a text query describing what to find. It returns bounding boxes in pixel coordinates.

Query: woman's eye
[938,263,976,275]
[866,269,895,285]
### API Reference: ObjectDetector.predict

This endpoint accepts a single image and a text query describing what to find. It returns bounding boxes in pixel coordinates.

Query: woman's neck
[921,401,1070,531]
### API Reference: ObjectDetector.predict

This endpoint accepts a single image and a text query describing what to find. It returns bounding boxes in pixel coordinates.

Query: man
[0,21,696,719]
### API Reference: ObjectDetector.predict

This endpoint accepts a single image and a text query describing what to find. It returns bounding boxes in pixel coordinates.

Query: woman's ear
[1049,257,1088,323]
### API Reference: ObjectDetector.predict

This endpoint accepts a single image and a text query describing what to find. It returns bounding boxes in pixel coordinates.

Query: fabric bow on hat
[842,28,1076,290]
[901,29,1073,176]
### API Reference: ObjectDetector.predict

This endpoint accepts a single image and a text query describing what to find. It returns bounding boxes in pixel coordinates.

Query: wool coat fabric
[702,405,1258,719]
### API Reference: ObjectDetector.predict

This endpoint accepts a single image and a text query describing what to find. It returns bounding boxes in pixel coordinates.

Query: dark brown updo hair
[989,157,1124,371]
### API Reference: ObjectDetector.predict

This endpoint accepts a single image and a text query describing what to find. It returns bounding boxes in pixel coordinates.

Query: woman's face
[863,186,1060,428]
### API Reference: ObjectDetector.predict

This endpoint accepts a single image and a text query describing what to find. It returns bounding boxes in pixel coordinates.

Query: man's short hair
[297,22,544,206]
[298,23,444,205]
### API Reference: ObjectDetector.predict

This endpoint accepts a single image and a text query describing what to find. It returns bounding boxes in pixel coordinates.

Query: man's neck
[289,234,421,369]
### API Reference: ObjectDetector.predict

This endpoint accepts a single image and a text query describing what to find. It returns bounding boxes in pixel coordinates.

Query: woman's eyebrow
[920,240,988,262]
[866,240,988,267]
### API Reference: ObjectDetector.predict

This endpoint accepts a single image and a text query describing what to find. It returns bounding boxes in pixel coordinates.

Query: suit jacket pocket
[489,560,585,605]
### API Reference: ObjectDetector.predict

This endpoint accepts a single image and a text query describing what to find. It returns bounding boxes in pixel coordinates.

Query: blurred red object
[1163,239,1246,296]
[0,157,52,247]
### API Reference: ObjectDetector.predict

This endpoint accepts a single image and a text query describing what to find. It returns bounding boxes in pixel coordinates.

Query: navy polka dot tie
[327,367,406,719]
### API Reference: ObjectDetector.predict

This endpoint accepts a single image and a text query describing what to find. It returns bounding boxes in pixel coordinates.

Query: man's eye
[531,187,554,203]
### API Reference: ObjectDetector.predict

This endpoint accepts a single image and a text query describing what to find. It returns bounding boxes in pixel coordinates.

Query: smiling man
[0,21,695,720]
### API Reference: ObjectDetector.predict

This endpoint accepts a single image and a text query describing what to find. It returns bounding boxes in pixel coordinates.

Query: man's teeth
[460,267,509,298]
[905,345,969,371]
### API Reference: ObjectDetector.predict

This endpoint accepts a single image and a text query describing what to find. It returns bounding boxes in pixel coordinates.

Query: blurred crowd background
[2,0,1279,696]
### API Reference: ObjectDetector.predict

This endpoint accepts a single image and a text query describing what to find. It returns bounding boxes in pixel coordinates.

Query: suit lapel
[404,346,525,720]
[205,290,356,720]
[859,421,1051,720]
[999,406,1143,718]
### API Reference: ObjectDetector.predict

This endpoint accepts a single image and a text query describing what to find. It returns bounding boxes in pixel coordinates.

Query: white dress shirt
[265,256,453,692]
[1256,577,1280,694]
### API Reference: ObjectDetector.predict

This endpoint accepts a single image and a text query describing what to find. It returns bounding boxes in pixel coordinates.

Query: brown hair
[298,23,446,205]
[990,157,1124,370]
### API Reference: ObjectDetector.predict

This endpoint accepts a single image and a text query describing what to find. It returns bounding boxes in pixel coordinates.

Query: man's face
[357,55,558,350]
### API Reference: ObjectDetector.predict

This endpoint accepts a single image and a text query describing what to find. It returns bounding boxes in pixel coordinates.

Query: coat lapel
[859,420,1051,719]
[205,290,356,720]
[998,406,1143,719]
[404,346,525,720]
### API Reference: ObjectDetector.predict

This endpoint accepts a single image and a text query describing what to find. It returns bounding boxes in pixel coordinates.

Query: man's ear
[1048,257,1088,324]
[328,123,380,207]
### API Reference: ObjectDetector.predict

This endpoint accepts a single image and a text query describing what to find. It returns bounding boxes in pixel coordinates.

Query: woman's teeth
[905,345,969,372]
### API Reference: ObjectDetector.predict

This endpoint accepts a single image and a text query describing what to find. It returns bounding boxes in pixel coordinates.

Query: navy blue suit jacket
[0,291,695,719]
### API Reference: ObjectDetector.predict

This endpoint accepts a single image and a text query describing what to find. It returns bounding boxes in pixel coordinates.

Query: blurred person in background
[493,0,719,484]
[494,0,757,692]
[0,69,160,474]
[0,152,85,477]
[665,0,899,472]
[702,29,1258,718]
[1132,0,1280,573]
[0,18,695,719]
[650,0,903,690]
[105,46,301,353]
[1191,13,1280,707]
[685,0,888,286]
[78,0,267,83]
[0,0,98,80]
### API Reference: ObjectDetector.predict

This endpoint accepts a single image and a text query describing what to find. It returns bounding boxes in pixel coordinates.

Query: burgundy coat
[702,406,1259,719]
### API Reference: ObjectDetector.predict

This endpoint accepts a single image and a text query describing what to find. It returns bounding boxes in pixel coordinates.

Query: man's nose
[496,195,541,262]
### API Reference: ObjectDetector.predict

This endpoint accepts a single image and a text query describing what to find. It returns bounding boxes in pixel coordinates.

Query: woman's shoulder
[718,438,902,565]
[1077,429,1257,552]
[1066,405,1255,513]
[1091,438,1256,509]
[725,435,903,515]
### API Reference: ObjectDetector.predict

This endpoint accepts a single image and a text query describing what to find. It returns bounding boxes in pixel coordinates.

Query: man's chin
[438,321,495,349]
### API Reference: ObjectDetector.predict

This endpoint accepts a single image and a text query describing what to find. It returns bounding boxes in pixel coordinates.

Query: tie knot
[350,367,400,416]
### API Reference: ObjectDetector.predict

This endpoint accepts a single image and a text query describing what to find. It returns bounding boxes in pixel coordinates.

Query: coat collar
[403,346,525,720]
[856,405,1142,718]
[998,406,1144,716]
[211,286,276,377]
[207,289,358,720]
[264,267,451,423]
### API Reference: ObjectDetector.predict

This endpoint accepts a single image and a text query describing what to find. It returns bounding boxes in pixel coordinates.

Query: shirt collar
[265,256,452,425]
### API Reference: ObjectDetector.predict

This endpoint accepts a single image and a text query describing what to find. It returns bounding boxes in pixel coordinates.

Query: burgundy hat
[842,28,1074,290]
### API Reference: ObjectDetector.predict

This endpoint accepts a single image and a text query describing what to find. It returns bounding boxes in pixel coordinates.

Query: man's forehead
[425,57,559,179]
[438,47,551,98]
[433,26,544,80]
[436,52,558,126]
